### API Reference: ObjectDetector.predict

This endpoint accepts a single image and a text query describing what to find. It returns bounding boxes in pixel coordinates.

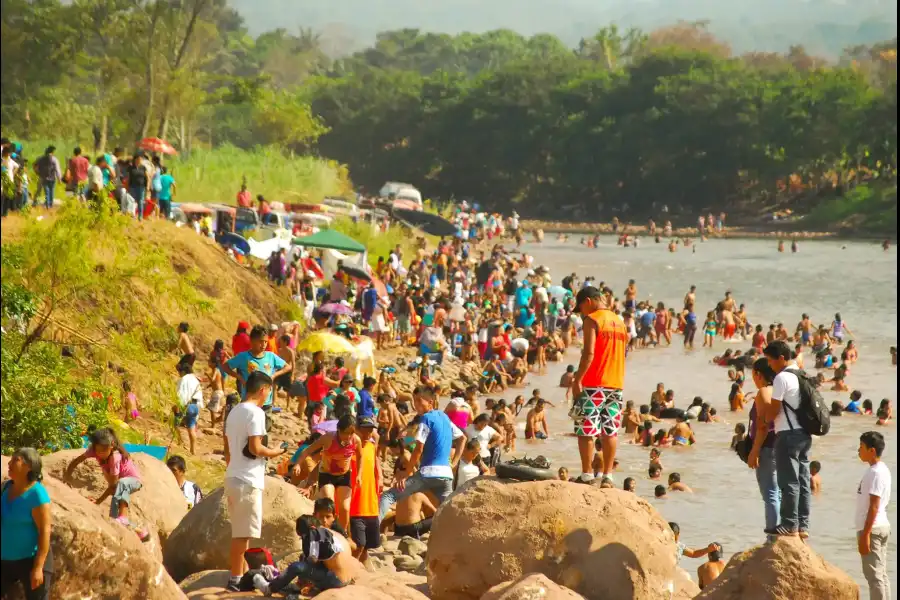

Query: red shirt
[232,332,251,355]
[69,156,89,182]
[306,373,327,403]
[237,190,251,207]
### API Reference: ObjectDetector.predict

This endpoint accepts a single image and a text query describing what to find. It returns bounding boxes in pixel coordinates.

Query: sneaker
[601,474,615,485]
[225,578,241,592]
[774,525,798,537]
[134,527,151,542]
[252,573,270,595]
[575,473,595,484]
[799,530,810,540]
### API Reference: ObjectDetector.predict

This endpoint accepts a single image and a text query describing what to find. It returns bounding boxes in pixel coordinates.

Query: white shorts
[225,478,263,539]
[208,390,225,413]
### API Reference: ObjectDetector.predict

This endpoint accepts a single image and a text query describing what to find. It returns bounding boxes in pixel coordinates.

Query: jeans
[268,560,344,594]
[130,187,146,220]
[775,428,812,532]
[0,555,53,600]
[20,186,29,209]
[42,181,55,209]
[379,487,400,521]
[110,477,143,518]
[396,472,454,505]
[859,526,891,600]
[755,444,781,531]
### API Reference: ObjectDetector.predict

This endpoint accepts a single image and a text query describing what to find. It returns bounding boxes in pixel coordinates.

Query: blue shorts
[179,403,200,429]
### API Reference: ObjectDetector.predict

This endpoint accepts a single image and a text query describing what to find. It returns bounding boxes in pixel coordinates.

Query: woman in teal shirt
[1,447,52,600]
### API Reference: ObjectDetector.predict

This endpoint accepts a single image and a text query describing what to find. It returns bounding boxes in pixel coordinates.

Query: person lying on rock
[253,515,360,596]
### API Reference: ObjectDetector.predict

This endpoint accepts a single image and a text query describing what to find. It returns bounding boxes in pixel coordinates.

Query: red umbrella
[137,137,178,155]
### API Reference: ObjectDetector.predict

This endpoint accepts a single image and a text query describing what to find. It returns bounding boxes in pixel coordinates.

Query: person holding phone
[223,371,287,592]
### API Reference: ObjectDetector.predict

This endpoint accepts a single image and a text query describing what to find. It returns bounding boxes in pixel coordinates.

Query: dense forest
[1,0,896,218]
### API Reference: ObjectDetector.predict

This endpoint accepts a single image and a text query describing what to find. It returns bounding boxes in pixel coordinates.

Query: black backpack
[782,368,830,436]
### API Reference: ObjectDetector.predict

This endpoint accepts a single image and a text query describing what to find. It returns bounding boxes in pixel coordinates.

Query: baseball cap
[269,323,279,332]
[238,321,250,330]
[574,286,604,313]
[341,374,354,384]
[356,415,377,429]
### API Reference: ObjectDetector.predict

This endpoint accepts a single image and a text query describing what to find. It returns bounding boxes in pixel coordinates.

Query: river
[494,235,897,594]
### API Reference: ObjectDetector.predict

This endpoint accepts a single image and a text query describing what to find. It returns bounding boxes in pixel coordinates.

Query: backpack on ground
[244,547,274,570]
[782,368,830,436]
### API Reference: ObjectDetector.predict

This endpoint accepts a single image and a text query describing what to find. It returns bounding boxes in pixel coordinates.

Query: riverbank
[520,220,895,241]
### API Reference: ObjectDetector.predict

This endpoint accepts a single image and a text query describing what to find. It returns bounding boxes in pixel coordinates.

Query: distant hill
[228,0,897,57]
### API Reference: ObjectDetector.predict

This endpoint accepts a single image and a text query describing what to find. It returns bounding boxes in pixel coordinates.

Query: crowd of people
[0,195,895,599]
[0,140,176,220]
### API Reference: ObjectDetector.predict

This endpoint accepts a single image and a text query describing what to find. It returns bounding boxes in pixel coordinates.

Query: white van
[379,181,423,209]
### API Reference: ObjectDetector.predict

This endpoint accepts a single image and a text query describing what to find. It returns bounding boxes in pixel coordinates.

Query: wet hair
[90,427,130,460]
[734,423,746,435]
[654,485,667,498]
[12,448,43,482]
[862,399,873,413]
[752,358,777,384]
[830,401,843,416]
[245,370,273,396]
[166,455,187,473]
[810,460,821,474]
[296,514,320,537]
[709,407,717,416]
[669,472,682,483]
[337,414,355,432]
[639,404,650,414]
[653,429,667,444]
[314,497,336,515]
[860,431,886,457]
[709,545,722,562]
[178,322,189,333]
[850,390,862,401]
[249,325,267,340]
[649,464,662,477]
[763,341,792,361]
[690,396,703,408]
[623,477,635,491]
[669,522,680,536]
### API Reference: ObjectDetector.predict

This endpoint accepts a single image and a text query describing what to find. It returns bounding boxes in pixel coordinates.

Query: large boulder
[163,475,314,581]
[317,587,394,600]
[480,573,586,600]
[695,537,859,600]
[42,449,187,544]
[427,479,681,600]
[354,572,431,600]
[4,475,184,600]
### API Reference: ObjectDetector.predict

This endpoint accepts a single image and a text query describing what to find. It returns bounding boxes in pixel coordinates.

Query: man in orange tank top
[571,286,627,485]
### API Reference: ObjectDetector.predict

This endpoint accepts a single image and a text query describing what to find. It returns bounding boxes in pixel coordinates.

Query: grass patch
[329,217,433,269]
[805,183,898,234]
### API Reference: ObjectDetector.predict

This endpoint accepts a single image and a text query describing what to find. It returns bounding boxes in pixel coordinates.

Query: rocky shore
[2,453,864,600]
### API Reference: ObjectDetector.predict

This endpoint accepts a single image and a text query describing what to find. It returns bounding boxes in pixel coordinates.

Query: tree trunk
[98,115,108,154]
[140,1,164,139]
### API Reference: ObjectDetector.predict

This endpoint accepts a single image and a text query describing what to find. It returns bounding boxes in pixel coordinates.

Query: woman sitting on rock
[1,448,53,600]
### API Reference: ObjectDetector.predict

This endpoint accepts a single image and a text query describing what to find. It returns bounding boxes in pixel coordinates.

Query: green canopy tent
[292,229,366,253]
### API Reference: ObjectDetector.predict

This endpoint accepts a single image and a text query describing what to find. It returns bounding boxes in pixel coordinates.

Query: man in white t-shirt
[764,340,812,538]
[464,414,502,467]
[223,371,287,592]
[856,431,892,600]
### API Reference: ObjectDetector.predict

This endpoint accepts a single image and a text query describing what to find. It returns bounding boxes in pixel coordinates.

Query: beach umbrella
[314,419,339,434]
[296,331,356,354]
[340,264,371,281]
[548,285,571,299]
[218,232,251,255]
[137,137,177,155]
[393,208,459,237]
[318,302,354,316]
